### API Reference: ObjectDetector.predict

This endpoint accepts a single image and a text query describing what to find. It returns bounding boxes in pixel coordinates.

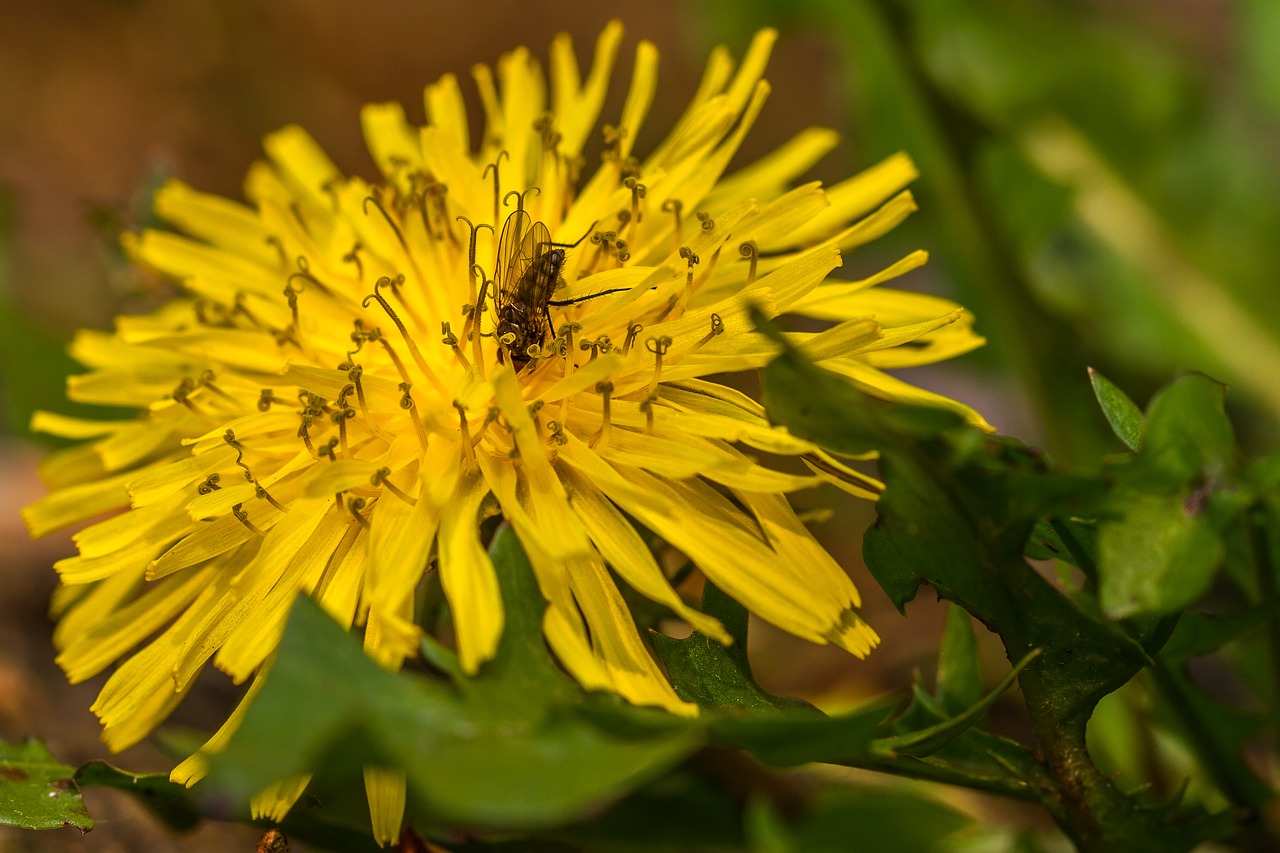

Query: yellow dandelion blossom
[23,22,985,841]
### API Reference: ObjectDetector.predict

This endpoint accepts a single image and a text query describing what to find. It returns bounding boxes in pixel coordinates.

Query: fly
[489,209,593,368]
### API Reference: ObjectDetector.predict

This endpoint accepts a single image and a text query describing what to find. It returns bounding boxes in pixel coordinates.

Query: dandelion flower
[24,22,985,840]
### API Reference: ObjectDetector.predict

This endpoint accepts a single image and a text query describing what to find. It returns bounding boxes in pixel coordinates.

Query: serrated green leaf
[652,581,811,714]
[758,316,1146,736]
[908,728,1048,799]
[73,762,199,832]
[829,677,1046,799]
[652,567,891,769]
[1090,368,1145,451]
[0,738,92,831]
[206,529,700,831]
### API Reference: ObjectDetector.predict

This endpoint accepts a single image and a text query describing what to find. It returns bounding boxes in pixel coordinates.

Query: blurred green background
[1,0,1276,849]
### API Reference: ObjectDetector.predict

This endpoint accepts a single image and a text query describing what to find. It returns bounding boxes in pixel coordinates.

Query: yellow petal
[709,127,841,202]
[822,358,994,431]
[437,464,502,674]
[552,21,624,158]
[783,152,919,246]
[59,566,217,682]
[559,464,728,643]
[367,453,440,614]
[215,506,351,681]
[148,514,257,580]
[423,72,469,154]
[616,40,658,161]
[559,439,837,642]
[152,179,277,265]
[170,500,331,688]
[490,365,592,560]
[569,557,696,715]
[314,527,368,629]
[29,412,131,440]
[262,124,342,209]
[364,767,406,847]
[50,568,138,650]
[171,664,272,786]
[73,500,175,559]
[737,490,860,606]
[361,102,424,184]
[250,776,311,822]
[24,469,134,538]
[788,250,930,319]
[508,46,550,182]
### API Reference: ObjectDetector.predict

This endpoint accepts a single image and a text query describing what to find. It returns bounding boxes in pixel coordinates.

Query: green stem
[1020,687,1199,853]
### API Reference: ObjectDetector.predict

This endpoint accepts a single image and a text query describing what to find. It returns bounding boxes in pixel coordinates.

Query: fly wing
[495,209,532,306]
[521,220,555,305]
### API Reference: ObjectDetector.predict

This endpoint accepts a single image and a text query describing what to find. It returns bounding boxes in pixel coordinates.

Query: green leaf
[547,766,747,852]
[1249,451,1280,494]
[1139,373,1235,485]
[1098,491,1224,619]
[206,528,701,831]
[976,140,1077,257]
[745,784,972,853]
[421,524,581,713]
[744,798,795,853]
[273,771,391,853]
[709,699,896,768]
[879,650,1039,758]
[1159,599,1280,661]
[1149,663,1276,810]
[651,581,811,714]
[1027,518,1100,584]
[652,572,890,768]
[759,317,1146,732]
[0,738,92,831]
[1089,368,1145,451]
[936,605,983,715]
[1097,374,1244,618]
[1239,0,1280,115]
[1086,687,1155,794]
[787,786,971,853]
[73,762,199,832]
